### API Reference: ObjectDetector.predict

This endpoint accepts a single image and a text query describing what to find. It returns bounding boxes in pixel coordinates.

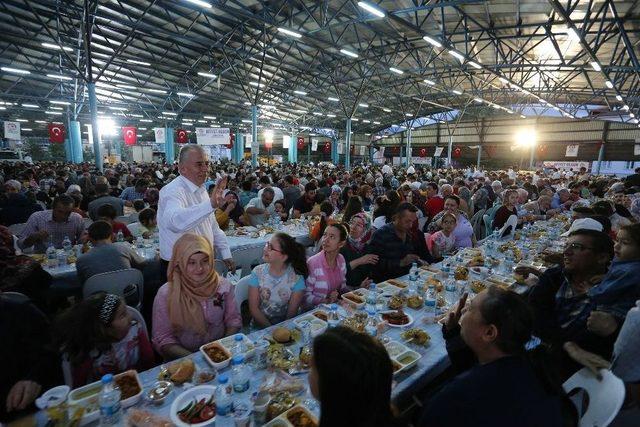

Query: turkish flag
[227,132,234,149]
[176,129,188,144]
[122,126,137,146]
[48,123,66,143]
[297,137,305,150]
[323,141,331,154]
[453,146,462,158]
[419,147,427,158]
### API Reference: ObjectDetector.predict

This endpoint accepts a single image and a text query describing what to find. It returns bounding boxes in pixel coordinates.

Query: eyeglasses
[264,242,283,253]
[564,242,596,252]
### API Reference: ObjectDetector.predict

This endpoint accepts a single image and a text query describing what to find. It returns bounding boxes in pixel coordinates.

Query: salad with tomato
[177,395,216,424]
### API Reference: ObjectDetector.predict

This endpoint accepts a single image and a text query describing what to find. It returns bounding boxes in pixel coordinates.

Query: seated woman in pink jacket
[305,223,348,309]
[152,234,241,361]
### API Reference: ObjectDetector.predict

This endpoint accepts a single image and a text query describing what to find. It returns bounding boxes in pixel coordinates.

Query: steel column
[87,82,102,171]
[69,121,83,163]
[476,145,482,169]
[165,127,175,163]
[406,127,412,168]
[251,105,258,167]
[345,118,352,169]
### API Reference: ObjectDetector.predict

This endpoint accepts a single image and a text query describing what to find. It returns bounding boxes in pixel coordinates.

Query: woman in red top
[492,189,522,231]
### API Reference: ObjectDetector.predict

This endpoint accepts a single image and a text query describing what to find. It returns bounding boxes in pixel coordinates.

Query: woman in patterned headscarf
[340,213,378,289]
[152,233,241,360]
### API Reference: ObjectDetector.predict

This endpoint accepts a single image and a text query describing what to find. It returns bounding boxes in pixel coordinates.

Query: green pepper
[177,400,194,415]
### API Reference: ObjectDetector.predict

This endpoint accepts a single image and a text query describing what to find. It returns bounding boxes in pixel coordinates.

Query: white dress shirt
[158,175,231,261]
[257,186,284,203]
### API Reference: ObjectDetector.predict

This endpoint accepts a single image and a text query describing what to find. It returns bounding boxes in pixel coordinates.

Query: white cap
[561,218,603,237]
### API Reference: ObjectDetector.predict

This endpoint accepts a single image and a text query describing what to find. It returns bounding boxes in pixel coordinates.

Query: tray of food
[486,274,514,289]
[423,276,443,292]
[470,280,487,294]
[158,358,196,385]
[387,294,406,310]
[380,309,413,327]
[264,405,318,427]
[293,314,328,336]
[453,266,469,280]
[384,341,421,376]
[217,333,256,357]
[376,281,403,295]
[170,385,216,426]
[310,310,328,322]
[386,278,408,290]
[199,341,232,370]
[341,290,366,308]
[67,370,142,425]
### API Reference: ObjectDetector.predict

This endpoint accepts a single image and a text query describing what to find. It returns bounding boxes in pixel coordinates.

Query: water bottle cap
[232,354,245,365]
[218,374,229,384]
[330,303,338,310]
[101,374,114,384]
[234,334,243,341]
[366,309,376,315]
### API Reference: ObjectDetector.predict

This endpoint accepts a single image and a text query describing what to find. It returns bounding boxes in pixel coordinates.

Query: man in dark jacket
[0,181,42,226]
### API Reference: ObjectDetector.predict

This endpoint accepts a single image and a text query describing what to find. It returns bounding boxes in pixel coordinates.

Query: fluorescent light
[45,111,63,115]
[139,127,147,130]
[49,106,63,110]
[469,61,482,69]
[244,101,251,105]
[108,106,127,111]
[605,81,613,89]
[616,95,623,101]
[448,50,465,62]
[177,92,194,97]
[277,27,302,38]
[373,121,380,124]
[357,1,385,18]
[197,72,217,79]
[35,120,47,123]
[294,90,307,95]
[22,128,32,131]
[499,77,509,85]
[630,113,636,118]
[327,97,339,102]
[633,119,639,124]
[140,119,152,122]
[423,35,442,48]
[389,67,404,75]
[473,98,483,103]
[162,111,177,116]
[0,107,5,110]
[492,104,500,109]
[16,119,28,122]
[362,119,371,123]
[241,119,252,123]
[622,105,629,111]
[129,114,143,117]
[507,110,514,114]
[22,103,38,108]
[117,84,136,89]
[1,67,30,75]
[46,73,72,80]
[423,79,435,86]
[249,81,264,87]
[197,120,207,123]
[41,42,72,51]
[383,108,391,112]
[520,115,527,119]
[146,88,167,93]
[203,116,217,120]
[127,59,151,66]
[351,118,359,122]
[590,61,601,71]
[184,0,212,8]
[312,112,323,116]
[326,114,337,117]
[452,90,463,95]
[405,113,412,117]
[50,100,70,105]
[359,103,369,108]
[340,49,359,58]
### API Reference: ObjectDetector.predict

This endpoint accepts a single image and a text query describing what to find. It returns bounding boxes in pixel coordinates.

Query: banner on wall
[245,134,252,148]
[154,128,166,144]
[434,146,444,157]
[196,127,229,145]
[635,144,640,156]
[311,139,318,151]
[565,144,579,157]
[359,146,367,156]
[3,121,20,139]
[337,143,344,155]
[542,161,590,170]
[393,156,432,165]
[282,135,290,149]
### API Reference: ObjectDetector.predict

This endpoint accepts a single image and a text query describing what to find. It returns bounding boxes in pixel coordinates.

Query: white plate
[470,266,489,275]
[170,385,217,427]
[380,311,414,328]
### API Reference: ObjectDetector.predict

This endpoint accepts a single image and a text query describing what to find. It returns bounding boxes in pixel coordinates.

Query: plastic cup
[252,391,270,424]
[233,403,251,427]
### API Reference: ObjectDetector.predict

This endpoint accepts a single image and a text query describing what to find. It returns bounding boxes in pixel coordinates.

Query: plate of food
[453,266,469,280]
[376,282,402,296]
[216,333,256,358]
[158,359,196,385]
[387,294,406,310]
[199,342,232,370]
[406,294,424,309]
[386,279,408,290]
[381,309,413,327]
[311,310,328,322]
[470,280,487,294]
[341,291,365,308]
[270,327,301,345]
[423,276,443,293]
[466,254,485,267]
[401,328,431,346]
[264,405,319,427]
[293,315,328,336]
[170,385,216,427]
[470,266,489,276]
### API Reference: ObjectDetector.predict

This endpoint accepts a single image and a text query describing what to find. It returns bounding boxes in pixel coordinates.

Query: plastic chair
[563,368,625,427]
[498,215,518,239]
[417,216,428,232]
[232,245,265,277]
[83,268,144,311]
[1,291,30,304]
[234,275,251,315]
[483,204,501,236]
[214,259,229,277]
[470,209,486,240]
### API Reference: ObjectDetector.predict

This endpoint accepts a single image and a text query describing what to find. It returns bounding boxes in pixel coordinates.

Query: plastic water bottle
[116,230,124,242]
[327,304,340,328]
[46,243,58,268]
[365,309,378,337]
[214,374,233,416]
[62,236,72,254]
[409,262,419,292]
[424,285,437,323]
[230,355,251,393]
[98,374,122,426]
[135,236,144,248]
[365,283,377,312]
[56,249,67,267]
[232,334,246,356]
[444,278,457,307]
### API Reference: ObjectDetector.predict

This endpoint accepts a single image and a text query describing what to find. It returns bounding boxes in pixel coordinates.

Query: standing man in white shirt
[157,145,235,282]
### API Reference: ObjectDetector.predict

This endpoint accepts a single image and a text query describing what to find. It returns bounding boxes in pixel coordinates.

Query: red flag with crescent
[227,132,234,149]
[297,137,305,150]
[419,147,427,158]
[48,123,66,143]
[122,126,137,146]
[176,129,188,144]
[453,146,462,158]
[323,141,331,154]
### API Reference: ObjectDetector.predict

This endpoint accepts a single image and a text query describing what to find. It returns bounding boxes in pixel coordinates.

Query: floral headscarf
[347,212,372,252]
[630,195,640,222]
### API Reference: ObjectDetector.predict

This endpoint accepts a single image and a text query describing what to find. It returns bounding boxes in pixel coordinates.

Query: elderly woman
[523,195,553,221]
[152,234,241,360]
[214,191,246,230]
[341,213,377,289]
[457,186,473,218]
[427,195,475,248]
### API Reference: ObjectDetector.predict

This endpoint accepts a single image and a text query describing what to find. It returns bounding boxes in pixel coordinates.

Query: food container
[376,282,402,296]
[35,385,70,409]
[293,315,327,337]
[340,290,365,309]
[394,350,421,374]
[264,405,319,427]
[199,342,232,370]
[380,310,414,328]
[217,333,256,358]
[383,341,421,376]
[145,381,173,406]
[67,370,143,426]
[170,385,217,427]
